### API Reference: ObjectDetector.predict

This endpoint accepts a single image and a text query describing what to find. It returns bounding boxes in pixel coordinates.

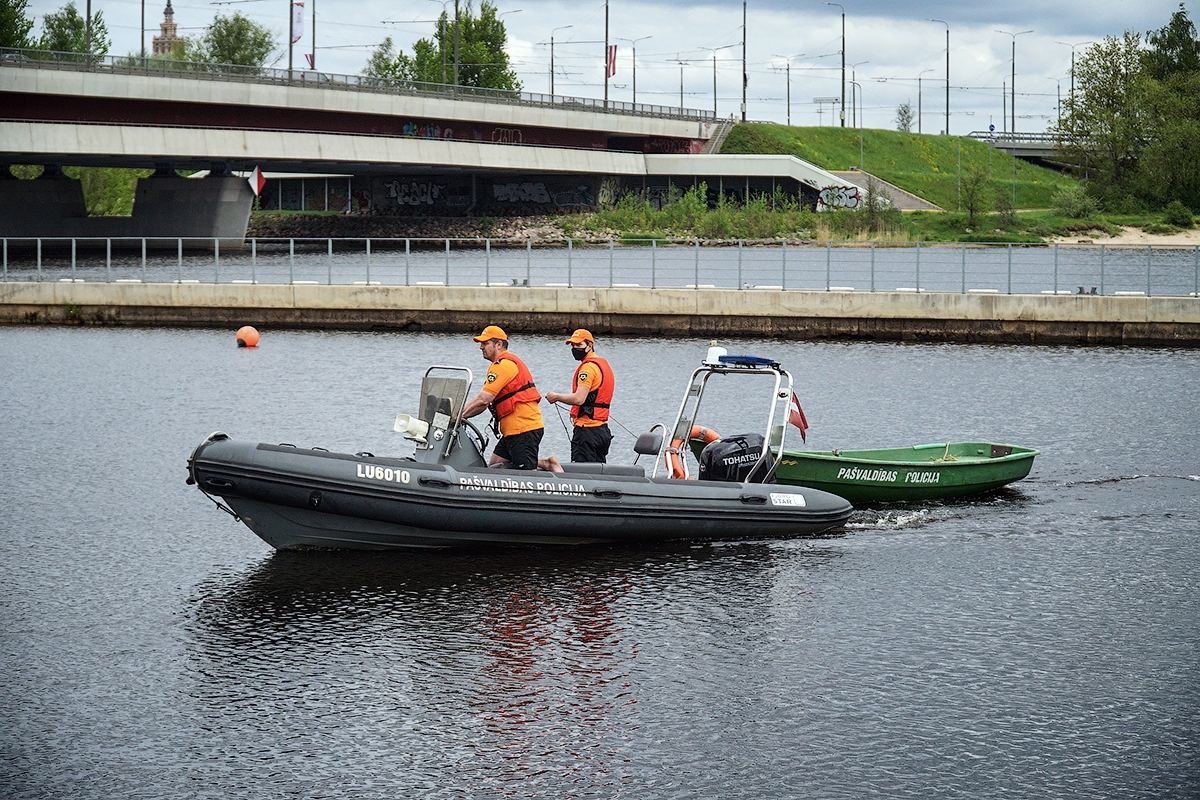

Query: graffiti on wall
[817,185,861,210]
[554,185,594,207]
[493,182,552,203]
[401,121,455,139]
[386,180,448,206]
[643,138,704,155]
[491,127,523,144]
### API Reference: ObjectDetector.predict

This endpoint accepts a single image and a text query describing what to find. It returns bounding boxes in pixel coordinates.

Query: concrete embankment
[1,282,1198,346]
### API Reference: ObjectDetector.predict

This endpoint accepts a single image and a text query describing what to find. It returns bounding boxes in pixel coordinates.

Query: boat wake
[845,508,935,531]
[1064,474,1200,486]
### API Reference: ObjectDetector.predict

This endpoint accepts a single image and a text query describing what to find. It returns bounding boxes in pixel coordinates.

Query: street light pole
[604,0,609,107]
[549,24,573,98]
[930,19,949,134]
[997,29,1033,133]
[702,44,738,117]
[1055,40,1088,105]
[617,35,652,105]
[917,69,933,134]
[741,0,748,121]
[850,80,863,168]
[825,2,845,127]
[848,60,868,127]
[453,0,461,87]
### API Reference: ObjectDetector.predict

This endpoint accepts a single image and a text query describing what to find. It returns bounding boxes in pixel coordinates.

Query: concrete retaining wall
[2,282,1198,346]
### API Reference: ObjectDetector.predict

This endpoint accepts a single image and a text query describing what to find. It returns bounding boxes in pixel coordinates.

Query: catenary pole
[930,20,949,134]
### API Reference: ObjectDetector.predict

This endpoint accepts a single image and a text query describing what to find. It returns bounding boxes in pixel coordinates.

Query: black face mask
[571,347,589,362]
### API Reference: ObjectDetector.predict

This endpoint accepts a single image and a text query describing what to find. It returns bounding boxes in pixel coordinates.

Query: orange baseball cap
[473,325,508,342]
[565,329,593,345]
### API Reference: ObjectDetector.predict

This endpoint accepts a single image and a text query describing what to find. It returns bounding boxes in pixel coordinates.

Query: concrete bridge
[0,54,859,243]
[967,131,1068,170]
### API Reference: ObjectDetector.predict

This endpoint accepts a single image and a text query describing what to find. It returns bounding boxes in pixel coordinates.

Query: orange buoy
[664,425,722,479]
[236,326,260,348]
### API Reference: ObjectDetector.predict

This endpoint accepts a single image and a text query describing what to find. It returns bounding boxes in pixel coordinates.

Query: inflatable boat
[187,364,853,550]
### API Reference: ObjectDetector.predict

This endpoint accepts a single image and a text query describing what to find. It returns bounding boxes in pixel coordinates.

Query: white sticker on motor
[770,492,806,507]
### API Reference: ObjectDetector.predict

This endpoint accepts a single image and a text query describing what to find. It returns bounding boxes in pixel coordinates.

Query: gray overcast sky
[21,0,1189,133]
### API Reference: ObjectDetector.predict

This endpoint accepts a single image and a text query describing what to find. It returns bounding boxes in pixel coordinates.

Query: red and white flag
[304,53,313,69]
[291,1,305,44]
[248,166,266,196]
[788,392,809,442]
[606,44,617,78]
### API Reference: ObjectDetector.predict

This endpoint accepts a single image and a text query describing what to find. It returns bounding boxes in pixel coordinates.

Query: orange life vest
[570,354,614,422]
[490,351,541,419]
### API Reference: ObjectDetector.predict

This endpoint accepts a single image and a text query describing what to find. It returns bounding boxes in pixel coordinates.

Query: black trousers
[571,424,613,463]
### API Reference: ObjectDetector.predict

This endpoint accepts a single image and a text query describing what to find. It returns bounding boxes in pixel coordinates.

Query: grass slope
[721,124,1076,211]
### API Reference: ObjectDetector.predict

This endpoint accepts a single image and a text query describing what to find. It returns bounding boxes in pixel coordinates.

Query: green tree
[1145,3,1200,79]
[959,164,991,226]
[189,12,275,67]
[1,0,35,48]
[1136,7,1200,209]
[381,0,520,91]
[1138,70,1200,209]
[39,1,108,54]
[895,102,914,133]
[1053,32,1150,203]
[363,36,414,86]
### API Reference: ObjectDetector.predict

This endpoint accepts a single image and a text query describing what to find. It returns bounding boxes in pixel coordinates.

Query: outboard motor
[699,433,765,482]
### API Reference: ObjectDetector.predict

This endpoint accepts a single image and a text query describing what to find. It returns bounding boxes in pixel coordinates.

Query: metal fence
[3,238,1200,298]
[0,47,715,123]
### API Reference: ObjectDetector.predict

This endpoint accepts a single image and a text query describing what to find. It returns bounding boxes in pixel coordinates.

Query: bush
[994,187,1016,227]
[1052,184,1099,218]
[1104,195,1149,214]
[1163,200,1194,228]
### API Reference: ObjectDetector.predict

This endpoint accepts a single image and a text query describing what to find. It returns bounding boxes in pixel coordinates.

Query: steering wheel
[458,418,489,455]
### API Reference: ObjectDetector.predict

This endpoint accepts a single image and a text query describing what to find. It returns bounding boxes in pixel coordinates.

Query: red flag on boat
[788,392,808,442]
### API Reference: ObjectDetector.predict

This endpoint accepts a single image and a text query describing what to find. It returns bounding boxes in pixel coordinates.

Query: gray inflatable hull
[189,436,854,550]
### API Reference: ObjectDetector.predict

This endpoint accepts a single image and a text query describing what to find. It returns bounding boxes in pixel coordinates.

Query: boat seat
[560,462,645,477]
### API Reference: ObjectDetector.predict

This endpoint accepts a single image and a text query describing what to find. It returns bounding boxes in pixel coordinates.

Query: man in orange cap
[546,329,615,464]
[461,325,562,472]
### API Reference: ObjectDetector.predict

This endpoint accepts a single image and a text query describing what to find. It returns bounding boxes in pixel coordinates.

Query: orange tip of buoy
[236,326,260,348]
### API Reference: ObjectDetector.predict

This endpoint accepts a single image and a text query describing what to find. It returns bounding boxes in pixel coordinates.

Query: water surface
[1,328,1197,798]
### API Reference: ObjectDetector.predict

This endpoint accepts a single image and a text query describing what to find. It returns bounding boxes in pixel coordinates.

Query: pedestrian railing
[2,237,1199,298]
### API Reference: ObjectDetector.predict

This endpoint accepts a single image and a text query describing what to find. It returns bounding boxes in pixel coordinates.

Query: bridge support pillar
[0,174,253,248]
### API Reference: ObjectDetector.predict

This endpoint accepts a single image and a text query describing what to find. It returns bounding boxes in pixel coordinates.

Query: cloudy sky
[22,0,1187,133]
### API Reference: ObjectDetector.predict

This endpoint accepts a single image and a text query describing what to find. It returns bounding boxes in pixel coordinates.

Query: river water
[1,327,1198,798]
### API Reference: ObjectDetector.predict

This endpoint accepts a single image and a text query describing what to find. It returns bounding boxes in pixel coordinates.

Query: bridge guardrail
[967,131,1060,145]
[0,47,716,124]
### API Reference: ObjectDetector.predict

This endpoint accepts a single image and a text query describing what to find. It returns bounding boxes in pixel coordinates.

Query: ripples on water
[1,328,1197,798]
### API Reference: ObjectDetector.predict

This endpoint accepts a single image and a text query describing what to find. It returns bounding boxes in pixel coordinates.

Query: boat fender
[665,425,722,479]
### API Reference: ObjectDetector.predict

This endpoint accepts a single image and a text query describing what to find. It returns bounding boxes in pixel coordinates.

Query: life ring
[665,425,721,479]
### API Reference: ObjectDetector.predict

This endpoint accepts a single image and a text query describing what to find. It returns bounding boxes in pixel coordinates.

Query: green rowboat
[770,442,1039,503]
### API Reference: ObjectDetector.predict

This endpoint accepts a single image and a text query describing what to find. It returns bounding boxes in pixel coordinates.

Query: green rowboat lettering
[904,471,941,484]
[836,467,899,482]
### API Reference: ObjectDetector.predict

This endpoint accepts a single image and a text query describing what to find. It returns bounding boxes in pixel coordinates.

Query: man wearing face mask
[545,329,615,464]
